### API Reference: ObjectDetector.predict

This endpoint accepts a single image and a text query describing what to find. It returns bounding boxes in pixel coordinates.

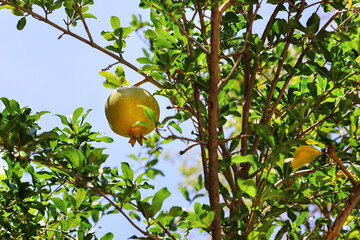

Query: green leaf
[153,39,173,49]
[110,16,120,30]
[145,29,158,39]
[254,124,275,148]
[237,178,257,198]
[101,31,116,41]
[289,19,307,33]
[168,121,182,134]
[151,187,171,215]
[137,57,153,64]
[92,135,113,143]
[169,206,184,216]
[82,13,97,19]
[103,81,119,89]
[332,32,351,42]
[295,211,308,226]
[121,162,134,181]
[72,107,84,125]
[138,105,157,125]
[232,155,258,167]
[1,97,15,115]
[55,114,71,127]
[115,66,125,78]
[229,139,240,153]
[81,109,93,125]
[308,62,331,80]
[52,197,67,214]
[137,201,152,219]
[100,71,119,89]
[132,121,153,129]
[307,82,317,98]
[105,45,120,53]
[75,188,87,208]
[306,13,320,34]
[181,187,190,201]
[17,17,26,30]
[312,40,332,62]
[99,71,118,84]
[121,26,134,38]
[63,147,84,168]
[202,211,216,227]
[100,233,114,240]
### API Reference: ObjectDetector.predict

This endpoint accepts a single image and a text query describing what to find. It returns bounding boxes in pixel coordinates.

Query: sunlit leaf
[110,16,120,30]
[291,145,321,168]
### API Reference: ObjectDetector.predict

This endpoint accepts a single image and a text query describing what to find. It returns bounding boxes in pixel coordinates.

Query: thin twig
[195,2,210,47]
[179,142,201,155]
[42,228,76,240]
[168,14,210,55]
[101,61,120,71]
[275,163,334,188]
[156,221,176,240]
[73,0,94,45]
[89,184,161,240]
[219,134,254,144]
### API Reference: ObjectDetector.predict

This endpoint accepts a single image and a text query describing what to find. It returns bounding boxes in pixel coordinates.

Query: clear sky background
[0,1,201,239]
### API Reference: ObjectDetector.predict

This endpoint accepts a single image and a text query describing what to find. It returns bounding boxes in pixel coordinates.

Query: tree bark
[326,183,360,240]
[208,3,222,240]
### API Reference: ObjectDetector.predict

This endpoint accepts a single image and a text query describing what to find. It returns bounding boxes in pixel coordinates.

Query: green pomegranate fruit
[105,86,160,146]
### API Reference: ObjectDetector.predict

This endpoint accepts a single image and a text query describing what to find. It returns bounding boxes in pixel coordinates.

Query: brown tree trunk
[208,3,222,240]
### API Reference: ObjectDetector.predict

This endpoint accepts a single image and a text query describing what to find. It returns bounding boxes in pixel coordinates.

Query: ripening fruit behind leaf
[105,86,160,146]
[291,145,321,169]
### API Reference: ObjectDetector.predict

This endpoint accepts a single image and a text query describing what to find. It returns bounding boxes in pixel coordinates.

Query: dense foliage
[1,0,360,239]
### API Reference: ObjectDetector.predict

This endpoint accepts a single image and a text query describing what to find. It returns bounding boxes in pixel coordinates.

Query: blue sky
[0,1,202,239]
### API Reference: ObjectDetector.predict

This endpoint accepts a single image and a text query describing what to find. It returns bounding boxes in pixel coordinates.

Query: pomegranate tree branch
[326,182,360,240]
[208,3,222,239]
[219,0,236,14]
[218,0,263,88]
[327,145,357,186]
[260,0,306,125]
[73,0,94,45]
[168,14,210,55]
[89,185,161,240]
[0,0,163,89]
[275,163,334,188]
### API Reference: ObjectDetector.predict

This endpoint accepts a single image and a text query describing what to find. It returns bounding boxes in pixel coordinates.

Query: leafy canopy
[1,0,360,239]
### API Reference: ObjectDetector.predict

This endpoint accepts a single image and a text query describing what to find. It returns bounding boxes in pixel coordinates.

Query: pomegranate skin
[105,86,160,146]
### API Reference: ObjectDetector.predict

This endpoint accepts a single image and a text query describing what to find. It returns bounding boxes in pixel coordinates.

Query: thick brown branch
[326,183,360,240]
[327,145,357,186]
[208,4,222,239]
[219,0,236,14]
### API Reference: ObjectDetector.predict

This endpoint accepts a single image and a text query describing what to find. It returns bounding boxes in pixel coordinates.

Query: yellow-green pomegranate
[105,86,160,146]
